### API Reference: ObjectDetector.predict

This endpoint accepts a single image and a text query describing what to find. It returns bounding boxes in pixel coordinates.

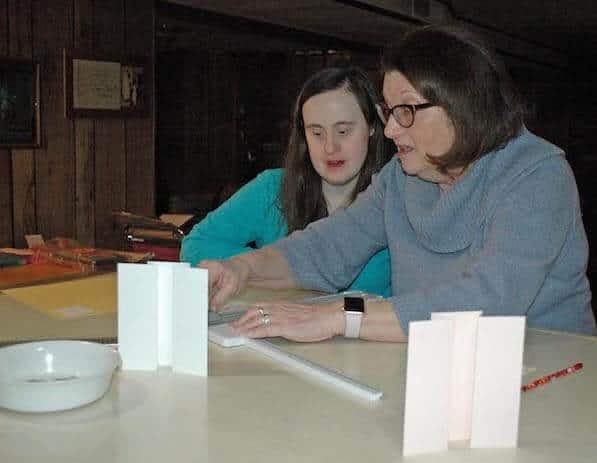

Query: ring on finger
[256,307,266,317]
[260,314,272,327]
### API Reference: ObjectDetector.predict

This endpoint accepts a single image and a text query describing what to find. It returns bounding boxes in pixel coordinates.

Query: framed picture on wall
[63,49,148,118]
[120,64,146,110]
[0,59,41,148]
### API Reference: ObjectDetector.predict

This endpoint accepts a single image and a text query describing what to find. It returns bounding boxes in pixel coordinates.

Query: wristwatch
[344,296,365,338]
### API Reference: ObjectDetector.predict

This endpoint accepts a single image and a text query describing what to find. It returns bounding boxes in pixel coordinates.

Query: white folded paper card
[431,311,482,442]
[172,266,208,376]
[118,264,159,371]
[148,261,190,366]
[403,320,454,456]
[402,312,525,456]
[470,317,525,448]
[117,262,208,376]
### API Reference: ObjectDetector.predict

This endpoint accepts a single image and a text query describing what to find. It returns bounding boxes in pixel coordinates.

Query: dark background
[1,1,595,318]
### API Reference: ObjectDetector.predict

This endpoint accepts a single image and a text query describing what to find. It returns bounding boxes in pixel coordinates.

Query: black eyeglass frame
[376,102,436,128]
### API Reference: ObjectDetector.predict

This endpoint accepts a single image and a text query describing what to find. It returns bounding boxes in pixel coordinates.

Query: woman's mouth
[327,160,345,168]
[396,145,413,157]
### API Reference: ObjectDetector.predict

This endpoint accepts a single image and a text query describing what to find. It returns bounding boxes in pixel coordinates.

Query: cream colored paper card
[431,310,483,442]
[470,316,525,448]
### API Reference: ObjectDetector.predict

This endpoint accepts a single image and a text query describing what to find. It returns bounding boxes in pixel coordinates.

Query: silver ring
[257,307,265,317]
[260,314,272,327]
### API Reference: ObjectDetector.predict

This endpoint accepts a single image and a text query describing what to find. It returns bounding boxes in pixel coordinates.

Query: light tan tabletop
[0,276,595,462]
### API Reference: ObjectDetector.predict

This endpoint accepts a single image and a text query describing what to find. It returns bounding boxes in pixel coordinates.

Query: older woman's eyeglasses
[376,102,436,128]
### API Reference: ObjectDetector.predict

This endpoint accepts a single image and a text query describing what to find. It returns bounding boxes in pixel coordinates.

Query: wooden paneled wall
[0,0,155,249]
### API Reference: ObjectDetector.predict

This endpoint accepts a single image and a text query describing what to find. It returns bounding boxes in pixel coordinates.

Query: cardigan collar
[400,129,560,253]
[404,153,491,253]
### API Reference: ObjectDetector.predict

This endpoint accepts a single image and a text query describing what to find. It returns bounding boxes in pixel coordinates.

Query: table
[0,263,92,290]
[0,277,596,462]
[0,274,117,345]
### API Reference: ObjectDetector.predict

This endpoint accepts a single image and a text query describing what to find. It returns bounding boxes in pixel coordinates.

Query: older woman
[201,25,595,341]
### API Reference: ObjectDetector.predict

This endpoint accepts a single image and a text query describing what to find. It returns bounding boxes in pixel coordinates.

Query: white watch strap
[345,311,362,338]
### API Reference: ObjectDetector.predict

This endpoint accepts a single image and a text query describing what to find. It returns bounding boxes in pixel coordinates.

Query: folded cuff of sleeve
[388,292,431,336]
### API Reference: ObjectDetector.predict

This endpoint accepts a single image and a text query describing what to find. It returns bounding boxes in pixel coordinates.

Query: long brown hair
[280,66,391,233]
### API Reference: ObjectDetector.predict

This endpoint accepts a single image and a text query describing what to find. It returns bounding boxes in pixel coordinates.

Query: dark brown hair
[382,24,525,173]
[280,66,392,233]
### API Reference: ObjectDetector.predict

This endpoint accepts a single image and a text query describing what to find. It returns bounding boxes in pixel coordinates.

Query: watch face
[344,296,365,313]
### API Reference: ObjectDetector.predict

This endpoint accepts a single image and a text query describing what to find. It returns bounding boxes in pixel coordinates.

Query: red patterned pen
[521,362,583,392]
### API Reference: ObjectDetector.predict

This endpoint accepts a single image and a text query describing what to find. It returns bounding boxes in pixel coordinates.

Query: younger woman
[181,66,392,296]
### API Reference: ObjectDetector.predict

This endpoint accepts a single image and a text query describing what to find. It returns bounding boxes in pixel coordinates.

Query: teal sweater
[180,169,392,296]
[275,130,595,335]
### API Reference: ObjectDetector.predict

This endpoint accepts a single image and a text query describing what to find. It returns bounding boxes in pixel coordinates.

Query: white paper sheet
[172,267,208,376]
[117,263,159,370]
[148,261,190,366]
[431,311,482,441]
[403,320,454,456]
[470,316,525,448]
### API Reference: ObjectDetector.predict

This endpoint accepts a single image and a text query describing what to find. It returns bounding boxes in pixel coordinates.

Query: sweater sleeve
[180,170,285,266]
[274,166,389,293]
[391,156,582,333]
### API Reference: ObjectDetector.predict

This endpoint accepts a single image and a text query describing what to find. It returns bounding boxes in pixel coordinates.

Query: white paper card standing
[118,262,208,377]
[148,261,190,366]
[172,267,208,376]
[118,263,159,370]
[470,316,525,448]
[403,320,454,457]
[431,311,482,442]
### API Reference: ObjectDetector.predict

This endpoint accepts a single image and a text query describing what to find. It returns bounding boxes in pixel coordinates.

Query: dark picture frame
[63,49,148,118]
[0,58,41,148]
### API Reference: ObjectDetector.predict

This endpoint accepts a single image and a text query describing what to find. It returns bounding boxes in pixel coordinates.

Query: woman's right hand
[198,258,250,310]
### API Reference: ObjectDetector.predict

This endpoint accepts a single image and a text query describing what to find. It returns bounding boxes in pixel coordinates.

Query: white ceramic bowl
[0,340,120,413]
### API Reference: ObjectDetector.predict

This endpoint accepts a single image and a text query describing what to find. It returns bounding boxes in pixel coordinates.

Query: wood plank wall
[0,0,154,249]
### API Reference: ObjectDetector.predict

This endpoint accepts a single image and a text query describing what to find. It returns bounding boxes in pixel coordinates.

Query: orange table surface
[0,263,93,290]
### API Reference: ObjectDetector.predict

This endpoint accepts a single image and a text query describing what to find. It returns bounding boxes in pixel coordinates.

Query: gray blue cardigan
[275,129,595,335]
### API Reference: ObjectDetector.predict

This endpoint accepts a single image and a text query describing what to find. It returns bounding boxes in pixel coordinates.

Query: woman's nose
[383,115,403,139]
[324,135,339,154]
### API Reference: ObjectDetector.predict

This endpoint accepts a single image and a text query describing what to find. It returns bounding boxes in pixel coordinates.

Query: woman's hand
[231,301,345,342]
[199,258,250,310]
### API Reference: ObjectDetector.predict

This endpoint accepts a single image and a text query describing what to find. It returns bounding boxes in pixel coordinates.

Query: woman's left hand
[231,301,345,342]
